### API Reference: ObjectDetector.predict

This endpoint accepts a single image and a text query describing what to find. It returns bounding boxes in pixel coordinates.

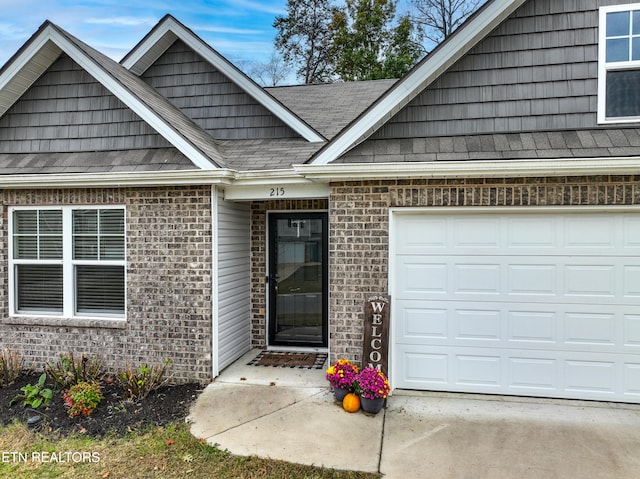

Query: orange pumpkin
[342,393,361,413]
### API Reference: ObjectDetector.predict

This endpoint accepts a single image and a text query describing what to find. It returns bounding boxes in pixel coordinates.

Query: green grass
[0,421,381,479]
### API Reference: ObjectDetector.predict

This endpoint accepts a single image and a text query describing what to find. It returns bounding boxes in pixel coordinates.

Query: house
[1,0,639,404]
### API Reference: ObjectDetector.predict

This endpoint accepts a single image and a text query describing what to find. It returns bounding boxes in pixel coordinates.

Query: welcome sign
[362,295,390,376]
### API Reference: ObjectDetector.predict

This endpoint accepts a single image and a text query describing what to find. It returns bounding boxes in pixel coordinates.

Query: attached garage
[391,208,640,403]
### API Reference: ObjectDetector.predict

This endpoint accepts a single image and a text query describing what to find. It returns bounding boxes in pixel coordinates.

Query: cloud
[0,22,26,39]
[85,16,157,27]
[223,0,285,16]
[193,25,264,35]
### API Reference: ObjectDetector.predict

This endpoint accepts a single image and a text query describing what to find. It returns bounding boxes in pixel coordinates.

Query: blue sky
[0,0,412,71]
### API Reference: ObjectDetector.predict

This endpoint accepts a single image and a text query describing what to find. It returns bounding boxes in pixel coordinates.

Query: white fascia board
[311,0,527,165]
[0,169,236,189]
[123,17,325,143]
[296,157,640,181]
[47,29,217,171]
[0,31,62,114]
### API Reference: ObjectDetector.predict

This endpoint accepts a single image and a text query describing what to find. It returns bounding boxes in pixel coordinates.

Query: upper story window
[599,4,640,123]
[9,206,126,318]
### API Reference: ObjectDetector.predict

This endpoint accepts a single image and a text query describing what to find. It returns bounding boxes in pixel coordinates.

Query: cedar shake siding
[0,55,171,153]
[0,186,213,383]
[141,40,301,140]
[339,0,640,164]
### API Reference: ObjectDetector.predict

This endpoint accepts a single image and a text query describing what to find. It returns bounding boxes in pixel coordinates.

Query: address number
[270,187,286,197]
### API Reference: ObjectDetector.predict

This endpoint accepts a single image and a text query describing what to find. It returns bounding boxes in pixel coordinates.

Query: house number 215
[269,187,285,197]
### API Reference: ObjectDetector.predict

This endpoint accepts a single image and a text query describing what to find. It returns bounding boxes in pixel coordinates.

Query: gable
[0,54,172,154]
[142,40,301,140]
[373,0,599,139]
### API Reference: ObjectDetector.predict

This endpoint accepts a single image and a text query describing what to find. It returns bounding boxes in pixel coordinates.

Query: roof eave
[295,157,640,181]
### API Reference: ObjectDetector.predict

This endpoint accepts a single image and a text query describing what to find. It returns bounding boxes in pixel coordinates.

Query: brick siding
[0,186,213,384]
[328,175,640,365]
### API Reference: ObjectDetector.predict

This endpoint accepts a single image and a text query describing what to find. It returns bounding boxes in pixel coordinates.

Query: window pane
[633,11,640,35]
[73,236,98,260]
[76,265,125,315]
[100,210,124,235]
[73,210,97,235]
[606,70,640,117]
[14,211,37,234]
[608,11,630,37]
[40,236,63,259]
[16,264,63,313]
[39,210,62,234]
[100,236,125,260]
[633,37,640,61]
[14,236,37,259]
[607,38,630,62]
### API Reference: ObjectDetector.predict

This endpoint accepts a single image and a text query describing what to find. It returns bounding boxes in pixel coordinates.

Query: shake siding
[216,190,251,372]
[372,0,611,139]
[0,55,170,153]
[141,40,300,140]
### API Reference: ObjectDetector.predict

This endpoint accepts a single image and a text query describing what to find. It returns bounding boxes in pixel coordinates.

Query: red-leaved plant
[63,381,103,418]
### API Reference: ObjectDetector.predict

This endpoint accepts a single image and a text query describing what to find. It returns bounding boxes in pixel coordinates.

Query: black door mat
[248,351,328,369]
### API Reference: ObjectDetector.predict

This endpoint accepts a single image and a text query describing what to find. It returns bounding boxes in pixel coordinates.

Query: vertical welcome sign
[362,295,390,376]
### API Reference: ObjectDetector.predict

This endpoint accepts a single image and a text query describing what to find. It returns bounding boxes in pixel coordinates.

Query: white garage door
[392,209,640,403]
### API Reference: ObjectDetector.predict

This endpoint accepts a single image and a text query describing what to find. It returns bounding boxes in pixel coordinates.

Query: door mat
[248,351,328,369]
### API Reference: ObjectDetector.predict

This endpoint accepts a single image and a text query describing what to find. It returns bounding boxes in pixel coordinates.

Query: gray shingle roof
[338,129,640,163]
[219,139,325,171]
[266,80,396,140]
[0,148,195,175]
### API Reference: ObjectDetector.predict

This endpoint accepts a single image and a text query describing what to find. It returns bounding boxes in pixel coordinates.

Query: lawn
[0,421,380,479]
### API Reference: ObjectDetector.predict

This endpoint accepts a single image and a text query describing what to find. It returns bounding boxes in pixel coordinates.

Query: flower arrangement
[325,358,360,390]
[356,367,390,400]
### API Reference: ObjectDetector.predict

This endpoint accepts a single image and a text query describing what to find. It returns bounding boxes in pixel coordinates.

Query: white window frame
[8,205,126,319]
[598,3,640,124]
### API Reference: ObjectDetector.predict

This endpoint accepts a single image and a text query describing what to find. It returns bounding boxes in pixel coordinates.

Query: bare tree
[249,52,292,87]
[411,0,484,46]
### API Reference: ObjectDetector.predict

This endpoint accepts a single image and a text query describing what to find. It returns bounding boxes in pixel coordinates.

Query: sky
[0,0,412,75]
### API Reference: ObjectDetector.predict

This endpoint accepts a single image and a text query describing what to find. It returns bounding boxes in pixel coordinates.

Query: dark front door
[268,212,328,347]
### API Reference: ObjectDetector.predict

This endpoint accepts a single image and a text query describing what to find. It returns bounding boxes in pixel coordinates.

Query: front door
[268,212,328,347]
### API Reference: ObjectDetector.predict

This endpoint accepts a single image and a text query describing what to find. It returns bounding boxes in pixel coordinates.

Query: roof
[0,21,225,170]
[266,80,396,139]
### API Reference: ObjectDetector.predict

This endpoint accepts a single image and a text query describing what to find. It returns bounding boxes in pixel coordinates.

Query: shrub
[63,381,103,417]
[0,349,23,387]
[10,373,53,409]
[116,359,173,402]
[45,352,104,389]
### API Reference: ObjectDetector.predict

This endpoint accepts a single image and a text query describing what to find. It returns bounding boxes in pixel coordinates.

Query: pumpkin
[342,393,361,413]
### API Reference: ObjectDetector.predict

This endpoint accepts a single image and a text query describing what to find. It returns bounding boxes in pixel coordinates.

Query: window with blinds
[10,207,126,318]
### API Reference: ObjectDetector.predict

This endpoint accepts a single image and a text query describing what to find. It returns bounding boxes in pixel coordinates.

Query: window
[10,206,125,318]
[599,4,640,123]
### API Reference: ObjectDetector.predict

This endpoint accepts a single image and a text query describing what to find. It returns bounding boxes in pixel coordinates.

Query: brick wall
[328,175,640,365]
[250,199,328,347]
[0,186,213,384]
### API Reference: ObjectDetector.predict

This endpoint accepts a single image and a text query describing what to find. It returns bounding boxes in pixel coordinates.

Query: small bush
[0,349,23,387]
[10,373,53,409]
[117,359,173,402]
[63,381,103,417]
[45,352,104,389]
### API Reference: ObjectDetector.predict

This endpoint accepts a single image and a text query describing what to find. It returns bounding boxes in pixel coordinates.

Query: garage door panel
[393,211,640,403]
[396,344,640,400]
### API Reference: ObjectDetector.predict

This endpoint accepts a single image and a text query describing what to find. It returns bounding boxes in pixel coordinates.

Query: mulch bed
[248,351,328,369]
[0,372,203,438]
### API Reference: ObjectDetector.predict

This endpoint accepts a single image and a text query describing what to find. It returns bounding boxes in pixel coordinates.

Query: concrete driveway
[188,350,640,478]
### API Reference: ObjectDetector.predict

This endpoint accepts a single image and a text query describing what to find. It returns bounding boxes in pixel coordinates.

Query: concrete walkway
[188,350,640,478]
